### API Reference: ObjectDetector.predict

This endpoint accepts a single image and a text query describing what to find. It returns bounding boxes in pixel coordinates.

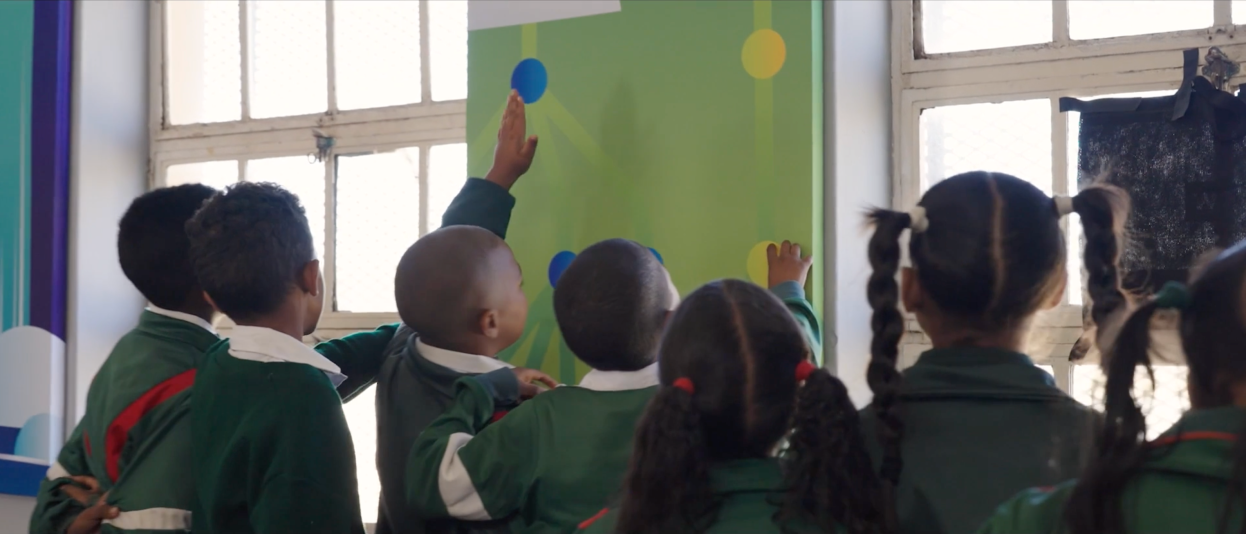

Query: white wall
[65,0,148,429]
[824,0,892,407]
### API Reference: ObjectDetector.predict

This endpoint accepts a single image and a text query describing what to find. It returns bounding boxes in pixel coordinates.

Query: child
[861,171,1129,534]
[374,223,556,534]
[577,276,881,534]
[29,184,218,534]
[980,243,1246,534]
[187,182,363,534]
[406,239,822,534]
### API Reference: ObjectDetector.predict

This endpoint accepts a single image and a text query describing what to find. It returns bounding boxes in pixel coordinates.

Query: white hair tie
[1053,195,1075,217]
[907,206,929,233]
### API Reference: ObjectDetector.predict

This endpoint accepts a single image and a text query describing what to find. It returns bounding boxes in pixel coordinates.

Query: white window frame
[892,0,1244,384]
[148,0,465,333]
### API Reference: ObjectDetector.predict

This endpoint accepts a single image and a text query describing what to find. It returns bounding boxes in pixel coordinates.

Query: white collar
[577,362,660,392]
[416,339,513,374]
[226,325,347,387]
[146,305,218,336]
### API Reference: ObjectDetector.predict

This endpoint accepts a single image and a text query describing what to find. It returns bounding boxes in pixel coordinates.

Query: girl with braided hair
[861,171,1129,534]
[579,245,884,534]
[982,242,1246,534]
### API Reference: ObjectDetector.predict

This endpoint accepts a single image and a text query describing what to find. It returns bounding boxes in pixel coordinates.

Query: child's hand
[767,240,814,288]
[60,476,101,504]
[66,492,118,534]
[485,90,539,191]
[511,367,558,399]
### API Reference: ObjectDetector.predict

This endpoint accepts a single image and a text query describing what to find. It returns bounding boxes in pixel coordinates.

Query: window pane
[1073,364,1190,439]
[1069,1,1213,40]
[428,144,467,230]
[1237,0,1246,24]
[335,149,420,313]
[429,0,467,101]
[343,388,379,524]
[246,156,327,259]
[334,0,421,110]
[251,0,327,119]
[919,99,1052,193]
[920,1,1051,54]
[166,0,241,124]
[165,160,238,190]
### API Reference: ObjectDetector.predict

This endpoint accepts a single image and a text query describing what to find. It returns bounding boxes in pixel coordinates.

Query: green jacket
[859,348,1101,534]
[576,458,833,534]
[979,407,1246,534]
[29,310,219,534]
[406,284,821,534]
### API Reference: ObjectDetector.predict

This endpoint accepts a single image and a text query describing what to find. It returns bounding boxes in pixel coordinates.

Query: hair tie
[1053,195,1075,217]
[907,206,929,233]
[795,361,817,382]
[1154,280,1192,310]
[672,377,695,394]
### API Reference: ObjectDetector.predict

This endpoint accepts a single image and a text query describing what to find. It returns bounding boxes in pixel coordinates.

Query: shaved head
[395,225,524,348]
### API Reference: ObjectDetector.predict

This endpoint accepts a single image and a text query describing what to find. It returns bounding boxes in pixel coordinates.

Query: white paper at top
[468,0,621,31]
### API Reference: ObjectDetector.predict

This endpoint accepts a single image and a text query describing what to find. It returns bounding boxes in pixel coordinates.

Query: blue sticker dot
[548,250,576,287]
[511,58,548,104]
[649,247,663,265]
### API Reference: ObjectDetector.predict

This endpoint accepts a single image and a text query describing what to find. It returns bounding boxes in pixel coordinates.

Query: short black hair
[553,238,673,371]
[185,182,315,322]
[117,184,217,310]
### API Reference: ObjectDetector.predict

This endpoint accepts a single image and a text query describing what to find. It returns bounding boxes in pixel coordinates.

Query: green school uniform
[576,458,832,534]
[858,348,1100,534]
[978,407,1246,534]
[29,308,219,534]
[192,326,365,534]
[406,284,822,534]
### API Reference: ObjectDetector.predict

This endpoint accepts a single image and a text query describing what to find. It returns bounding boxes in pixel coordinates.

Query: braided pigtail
[865,208,913,531]
[1071,185,1132,336]
[615,385,716,534]
[780,368,887,534]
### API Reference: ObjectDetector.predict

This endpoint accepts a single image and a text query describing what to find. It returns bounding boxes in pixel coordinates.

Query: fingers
[67,500,120,534]
[534,373,558,390]
[767,243,778,261]
[521,135,539,159]
[61,485,92,505]
[69,476,99,492]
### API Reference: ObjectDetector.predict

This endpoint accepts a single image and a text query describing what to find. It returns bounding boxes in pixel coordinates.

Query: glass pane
[335,149,420,313]
[1065,90,1174,305]
[1073,364,1190,439]
[1069,1,1213,40]
[1237,0,1246,24]
[920,1,1052,55]
[343,388,379,524]
[251,0,327,119]
[428,143,468,231]
[429,0,467,101]
[246,157,327,259]
[334,0,421,110]
[165,0,241,124]
[919,99,1052,194]
[165,160,238,190]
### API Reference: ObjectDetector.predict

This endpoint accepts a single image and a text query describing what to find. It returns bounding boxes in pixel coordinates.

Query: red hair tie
[672,377,695,394]
[795,361,817,382]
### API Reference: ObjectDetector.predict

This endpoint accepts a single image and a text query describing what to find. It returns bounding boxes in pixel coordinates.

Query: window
[898,1,1234,430]
[152,0,468,523]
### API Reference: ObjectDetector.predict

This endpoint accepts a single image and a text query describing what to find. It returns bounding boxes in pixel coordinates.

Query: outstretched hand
[485,90,539,191]
[767,240,814,289]
[512,367,558,399]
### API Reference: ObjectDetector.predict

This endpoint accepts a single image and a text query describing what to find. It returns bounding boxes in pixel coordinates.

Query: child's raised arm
[767,240,823,361]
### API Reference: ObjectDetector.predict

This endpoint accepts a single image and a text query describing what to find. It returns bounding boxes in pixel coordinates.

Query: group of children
[23,88,1246,534]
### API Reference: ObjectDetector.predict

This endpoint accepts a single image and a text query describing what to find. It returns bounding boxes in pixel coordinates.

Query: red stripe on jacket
[104,369,196,482]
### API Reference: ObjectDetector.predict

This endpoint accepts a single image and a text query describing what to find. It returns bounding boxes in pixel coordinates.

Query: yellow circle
[741,29,786,80]
[746,241,779,286]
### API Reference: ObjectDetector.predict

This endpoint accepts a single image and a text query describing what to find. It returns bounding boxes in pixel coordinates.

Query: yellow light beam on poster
[748,0,779,241]
[522,24,537,57]
[469,103,508,174]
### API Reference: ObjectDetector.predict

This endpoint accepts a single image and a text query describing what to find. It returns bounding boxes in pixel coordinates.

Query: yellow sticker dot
[741,29,786,80]
[747,241,779,286]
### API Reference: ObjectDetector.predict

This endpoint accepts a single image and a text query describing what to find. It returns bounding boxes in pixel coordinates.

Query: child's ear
[901,267,923,313]
[299,260,321,296]
[480,309,500,339]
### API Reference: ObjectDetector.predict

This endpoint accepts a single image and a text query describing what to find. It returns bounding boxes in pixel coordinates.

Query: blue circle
[511,58,548,104]
[649,247,663,265]
[548,250,576,287]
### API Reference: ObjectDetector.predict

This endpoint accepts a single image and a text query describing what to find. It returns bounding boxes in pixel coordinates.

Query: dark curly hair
[865,171,1130,527]
[118,184,217,311]
[614,280,884,534]
[185,181,315,322]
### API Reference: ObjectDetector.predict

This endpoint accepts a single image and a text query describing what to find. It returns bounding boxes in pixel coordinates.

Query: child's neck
[927,327,1028,352]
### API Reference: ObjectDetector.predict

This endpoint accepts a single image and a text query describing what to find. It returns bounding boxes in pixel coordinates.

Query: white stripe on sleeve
[45,461,70,480]
[438,432,492,520]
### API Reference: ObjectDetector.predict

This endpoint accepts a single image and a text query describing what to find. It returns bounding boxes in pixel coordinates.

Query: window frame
[148,0,466,331]
[893,0,1243,384]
